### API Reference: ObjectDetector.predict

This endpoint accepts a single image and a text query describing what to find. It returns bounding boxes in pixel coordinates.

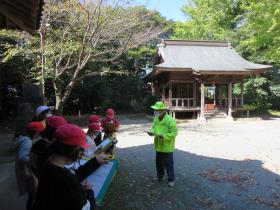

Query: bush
[143,93,158,114]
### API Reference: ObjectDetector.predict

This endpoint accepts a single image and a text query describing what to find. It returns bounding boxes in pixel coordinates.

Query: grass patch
[268,109,280,116]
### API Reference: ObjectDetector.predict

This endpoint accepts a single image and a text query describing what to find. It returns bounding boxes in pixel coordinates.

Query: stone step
[204,109,227,121]
[204,111,225,114]
[205,112,226,116]
[206,118,228,122]
[206,116,227,119]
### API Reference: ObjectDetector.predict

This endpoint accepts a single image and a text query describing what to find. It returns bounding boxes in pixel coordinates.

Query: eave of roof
[0,0,44,34]
[146,40,272,80]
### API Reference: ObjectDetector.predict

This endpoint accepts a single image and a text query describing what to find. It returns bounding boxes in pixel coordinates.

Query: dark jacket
[33,158,100,210]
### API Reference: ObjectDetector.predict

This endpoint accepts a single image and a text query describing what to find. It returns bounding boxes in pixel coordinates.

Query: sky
[133,0,188,22]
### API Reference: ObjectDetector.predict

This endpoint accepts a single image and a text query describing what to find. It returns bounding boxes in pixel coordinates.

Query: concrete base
[226,116,234,122]
[198,116,207,124]
[170,111,175,119]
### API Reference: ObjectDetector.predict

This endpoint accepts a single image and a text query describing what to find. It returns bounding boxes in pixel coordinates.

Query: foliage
[1,3,171,117]
[173,0,280,111]
[268,109,280,117]
[1,1,164,113]
[0,30,37,120]
[172,0,243,40]
[242,104,256,111]
[3,0,280,116]
[236,0,280,111]
[143,93,158,114]
[243,76,270,111]
[232,83,241,97]
[235,0,280,66]
[63,74,146,114]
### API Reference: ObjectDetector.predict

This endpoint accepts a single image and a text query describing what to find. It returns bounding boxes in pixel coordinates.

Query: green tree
[0,30,36,119]
[234,0,280,111]
[235,0,280,66]
[172,0,243,40]
[2,0,164,114]
[172,0,280,111]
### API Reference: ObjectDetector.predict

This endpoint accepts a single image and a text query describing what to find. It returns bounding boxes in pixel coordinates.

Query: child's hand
[82,180,92,190]
[95,152,109,164]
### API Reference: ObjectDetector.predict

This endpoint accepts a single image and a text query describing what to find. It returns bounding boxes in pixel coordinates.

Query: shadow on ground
[260,114,280,121]
[1,115,280,210]
[99,144,280,210]
[1,145,280,210]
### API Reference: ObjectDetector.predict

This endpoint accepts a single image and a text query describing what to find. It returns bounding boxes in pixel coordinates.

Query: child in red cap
[88,115,102,146]
[42,115,68,142]
[13,122,44,210]
[101,108,119,140]
[33,124,109,210]
[84,123,101,158]
[30,115,68,177]
[101,108,119,131]
[100,109,119,158]
[88,114,100,124]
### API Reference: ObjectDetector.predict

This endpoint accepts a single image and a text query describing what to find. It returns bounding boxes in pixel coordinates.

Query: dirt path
[1,115,280,210]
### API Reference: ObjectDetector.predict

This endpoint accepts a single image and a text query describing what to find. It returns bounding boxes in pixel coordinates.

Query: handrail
[170,98,196,108]
[217,98,242,107]
[162,97,242,109]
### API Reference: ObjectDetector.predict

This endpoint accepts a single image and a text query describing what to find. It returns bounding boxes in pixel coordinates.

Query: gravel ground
[99,115,280,210]
[1,115,280,210]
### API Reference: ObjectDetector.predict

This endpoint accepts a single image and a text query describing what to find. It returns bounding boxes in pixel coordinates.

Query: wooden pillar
[216,83,221,107]
[161,85,165,99]
[171,111,175,119]
[213,83,216,106]
[169,82,174,119]
[169,82,172,108]
[151,82,155,96]
[199,82,206,123]
[241,79,244,106]
[226,82,233,121]
[193,82,196,107]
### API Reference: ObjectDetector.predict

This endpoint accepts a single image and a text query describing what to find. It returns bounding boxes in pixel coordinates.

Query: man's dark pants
[156,152,175,181]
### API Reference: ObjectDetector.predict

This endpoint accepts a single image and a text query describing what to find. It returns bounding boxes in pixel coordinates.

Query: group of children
[12,106,119,210]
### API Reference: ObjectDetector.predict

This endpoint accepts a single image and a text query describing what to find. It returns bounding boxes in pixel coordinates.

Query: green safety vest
[151,113,177,153]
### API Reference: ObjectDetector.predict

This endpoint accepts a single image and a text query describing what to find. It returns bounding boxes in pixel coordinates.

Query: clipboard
[66,159,119,206]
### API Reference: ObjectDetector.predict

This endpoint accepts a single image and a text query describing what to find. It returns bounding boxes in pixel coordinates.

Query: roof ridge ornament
[163,39,229,47]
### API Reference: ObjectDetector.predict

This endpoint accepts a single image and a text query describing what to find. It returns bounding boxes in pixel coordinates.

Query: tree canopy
[1,0,166,113]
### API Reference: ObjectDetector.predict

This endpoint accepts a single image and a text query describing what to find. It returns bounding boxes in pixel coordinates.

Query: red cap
[27,122,45,132]
[54,124,90,149]
[106,108,115,119]
[88,123,100,132]
[88,115,100,123]
[47,116,68,128]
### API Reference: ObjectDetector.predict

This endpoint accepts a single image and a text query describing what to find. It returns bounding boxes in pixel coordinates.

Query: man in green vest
[148,101,178,187]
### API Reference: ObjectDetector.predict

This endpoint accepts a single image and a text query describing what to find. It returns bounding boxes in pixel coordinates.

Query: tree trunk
[53,78,64,114]
[55,94,64,114]
[53,78,77,115]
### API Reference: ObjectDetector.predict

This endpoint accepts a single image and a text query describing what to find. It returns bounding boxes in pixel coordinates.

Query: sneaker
[168,181,175,187]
